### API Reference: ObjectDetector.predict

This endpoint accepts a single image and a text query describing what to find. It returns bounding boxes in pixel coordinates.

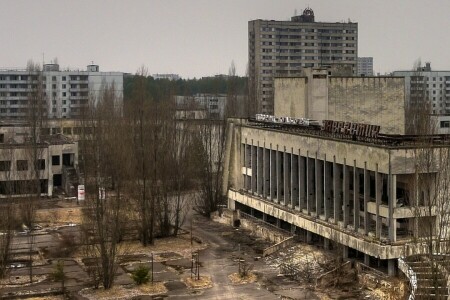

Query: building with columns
[222,71,450,276]
[223,118,449,275]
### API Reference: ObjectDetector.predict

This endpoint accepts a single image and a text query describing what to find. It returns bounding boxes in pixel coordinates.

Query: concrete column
[364,254,370,266]
[299,155,306,211]
[270,146,276,201]
[364,163,370,235]
[315,155,324,217]
[306,155,314,214]
[342,245,349,259]
[263,147,270,199]
[343,159,350,227]
[262,213,267,222]
[324,238,330,250]
[276,218,281,228]
[333,157,340,224]
[257,144,263,195]
[306,231,312,244]
[251,144,257,193]
[283,149,290,206]
[353,161,360,231]
[291,151,299,209]
[413,170,419,238]
[375,166,382,239]
[250,208,254,216]
[324,158,332,220]
[290,224,296,235]
[228,198,235,210]
[387,259,396,276]
[389,174,397,242]
[276,147,283,203]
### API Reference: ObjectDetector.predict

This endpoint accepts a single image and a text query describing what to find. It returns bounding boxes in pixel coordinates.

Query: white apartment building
[152,74,180,81]
[357,57,373,76]
[393,62,450,115]
[249,7,358,114]
[0,63,123,119]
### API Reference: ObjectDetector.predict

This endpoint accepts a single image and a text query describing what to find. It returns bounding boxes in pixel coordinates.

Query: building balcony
[367,201,437,219]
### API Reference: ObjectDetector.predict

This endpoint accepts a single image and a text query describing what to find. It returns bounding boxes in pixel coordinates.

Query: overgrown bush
[132,265,151,285]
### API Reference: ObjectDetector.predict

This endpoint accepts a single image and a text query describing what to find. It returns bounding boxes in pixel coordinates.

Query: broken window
[17,160,28,171]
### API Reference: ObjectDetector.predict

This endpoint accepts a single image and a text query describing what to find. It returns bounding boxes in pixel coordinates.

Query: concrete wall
[273,75,406,135]
[274,77,307,118]
[328,77,406,135]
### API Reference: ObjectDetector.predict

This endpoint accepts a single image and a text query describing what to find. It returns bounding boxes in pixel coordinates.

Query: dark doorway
[53,174,62,186]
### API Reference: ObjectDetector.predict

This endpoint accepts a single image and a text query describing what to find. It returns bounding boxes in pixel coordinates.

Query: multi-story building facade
[222,69,450,276]
[357,57,373,76]
[393,63,450,115]
[249,7,358,114]
[0,63,123,119]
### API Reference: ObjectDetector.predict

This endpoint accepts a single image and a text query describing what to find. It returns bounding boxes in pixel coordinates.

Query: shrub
[132,265,151,285]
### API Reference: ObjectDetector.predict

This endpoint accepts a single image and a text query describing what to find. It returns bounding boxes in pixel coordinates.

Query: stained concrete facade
[0,124,78,197]
[223,119,447,275]
[274,69,406,134]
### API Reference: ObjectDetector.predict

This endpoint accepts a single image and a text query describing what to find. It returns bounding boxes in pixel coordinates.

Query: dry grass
[184,276,213,289]
[22,297,64,300]
[79,282,167,300]
[0,275,47,287]
[228,272,257,285]
[35,207,82,226]
[138,281,167,294]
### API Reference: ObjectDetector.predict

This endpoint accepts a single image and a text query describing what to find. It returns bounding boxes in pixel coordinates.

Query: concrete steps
[405,256,450,300]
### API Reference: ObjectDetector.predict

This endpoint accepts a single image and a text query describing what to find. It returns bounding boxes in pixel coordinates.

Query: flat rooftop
[246,118,450,148]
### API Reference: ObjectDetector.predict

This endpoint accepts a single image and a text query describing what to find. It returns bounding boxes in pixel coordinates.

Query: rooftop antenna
[42,53,45,66]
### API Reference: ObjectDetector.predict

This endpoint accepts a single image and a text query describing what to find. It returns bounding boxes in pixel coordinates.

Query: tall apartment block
[357,57,373,76]
[393,63,450,115]
[0,63,123,119]
[249,8,358,114]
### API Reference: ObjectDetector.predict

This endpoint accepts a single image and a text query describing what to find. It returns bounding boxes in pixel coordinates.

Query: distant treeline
[124,75,247,101]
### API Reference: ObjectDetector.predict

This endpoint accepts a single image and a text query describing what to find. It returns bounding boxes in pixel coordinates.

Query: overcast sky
[1,0,449,78]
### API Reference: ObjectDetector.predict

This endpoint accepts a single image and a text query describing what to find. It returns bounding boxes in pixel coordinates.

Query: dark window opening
[52,155,60,166]
[37,159,45,170]
[0,160,11,171]
[62,153,74,167]
[17,160,28,171]
[53,174,62,186]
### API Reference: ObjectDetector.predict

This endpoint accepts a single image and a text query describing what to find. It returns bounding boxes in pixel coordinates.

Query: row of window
[0,75,88,81]
[260,27,356,34]
[261,34,356,40]
[0,157,61,172]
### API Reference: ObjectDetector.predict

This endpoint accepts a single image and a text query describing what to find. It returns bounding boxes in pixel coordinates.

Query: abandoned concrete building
[0,121,78,197]
[222,68,450,275]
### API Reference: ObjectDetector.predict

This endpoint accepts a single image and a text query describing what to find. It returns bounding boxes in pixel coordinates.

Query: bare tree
[407,60,450,297]
[192,119,227,216]
[80,82,128,289]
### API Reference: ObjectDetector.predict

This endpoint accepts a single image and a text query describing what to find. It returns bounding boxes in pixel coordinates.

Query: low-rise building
[0,121,78,197]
